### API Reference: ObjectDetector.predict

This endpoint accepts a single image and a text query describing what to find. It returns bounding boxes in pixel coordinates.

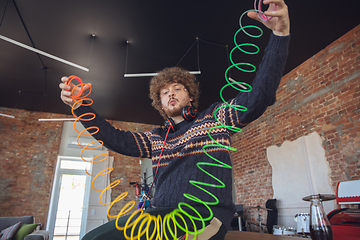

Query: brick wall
[231,24,360,215]
[0,110,65,226]
[0,108,157,228]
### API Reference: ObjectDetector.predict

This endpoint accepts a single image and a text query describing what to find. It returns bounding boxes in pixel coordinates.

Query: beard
[165,105,182,118]
[163,99,184,118]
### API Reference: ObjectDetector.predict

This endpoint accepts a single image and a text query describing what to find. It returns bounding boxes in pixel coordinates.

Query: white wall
[267,132,336,229]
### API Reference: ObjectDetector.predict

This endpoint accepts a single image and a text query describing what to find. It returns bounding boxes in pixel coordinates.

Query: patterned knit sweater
[74,33,290,230]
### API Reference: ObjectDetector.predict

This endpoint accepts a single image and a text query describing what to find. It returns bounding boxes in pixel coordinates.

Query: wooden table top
[224,231,298,240]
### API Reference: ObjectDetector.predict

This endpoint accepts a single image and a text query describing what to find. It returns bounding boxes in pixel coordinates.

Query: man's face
[160,83,193,118]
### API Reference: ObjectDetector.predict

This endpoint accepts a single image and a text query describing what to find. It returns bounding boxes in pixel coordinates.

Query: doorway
[47,156,92,240]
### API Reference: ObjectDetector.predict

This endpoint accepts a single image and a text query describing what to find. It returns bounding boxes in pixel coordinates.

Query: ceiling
[0,0,359,125]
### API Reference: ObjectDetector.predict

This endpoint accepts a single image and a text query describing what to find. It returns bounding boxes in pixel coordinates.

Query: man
[60,0,290,239]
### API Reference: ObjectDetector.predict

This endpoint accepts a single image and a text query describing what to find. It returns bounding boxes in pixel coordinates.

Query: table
[224,231,296,240]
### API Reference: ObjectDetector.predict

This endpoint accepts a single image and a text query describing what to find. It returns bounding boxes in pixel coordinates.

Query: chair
[245,199,278,233]
[265,199,278,234]
[327,180,360,240]
[230,204,244,231]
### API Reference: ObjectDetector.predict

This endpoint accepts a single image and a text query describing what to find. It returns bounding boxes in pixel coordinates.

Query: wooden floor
[224,231,297,240]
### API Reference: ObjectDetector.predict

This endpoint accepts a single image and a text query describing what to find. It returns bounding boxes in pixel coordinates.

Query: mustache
[168,98,178,104]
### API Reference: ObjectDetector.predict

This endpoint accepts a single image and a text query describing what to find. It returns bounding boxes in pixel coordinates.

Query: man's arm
[216,0,290,127]
[237,0,290,123]
[59,77,152,158]
[73,105,152,158]
[233,33,290,124]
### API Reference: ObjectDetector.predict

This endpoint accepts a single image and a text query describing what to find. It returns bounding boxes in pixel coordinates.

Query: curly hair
[149,67,200,119]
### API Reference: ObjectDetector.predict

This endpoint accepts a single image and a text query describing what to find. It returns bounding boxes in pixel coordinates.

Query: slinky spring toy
[66,1,273,238]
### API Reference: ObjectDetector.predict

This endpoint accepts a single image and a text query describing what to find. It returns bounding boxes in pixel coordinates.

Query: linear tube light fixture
[0,34,89,72]
[38,118,78,122]
[0,113,15,118]
[124,70,201,78]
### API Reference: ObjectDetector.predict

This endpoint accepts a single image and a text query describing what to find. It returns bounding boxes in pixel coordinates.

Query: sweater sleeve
[73,105,152,158]
[216,33,290,127]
